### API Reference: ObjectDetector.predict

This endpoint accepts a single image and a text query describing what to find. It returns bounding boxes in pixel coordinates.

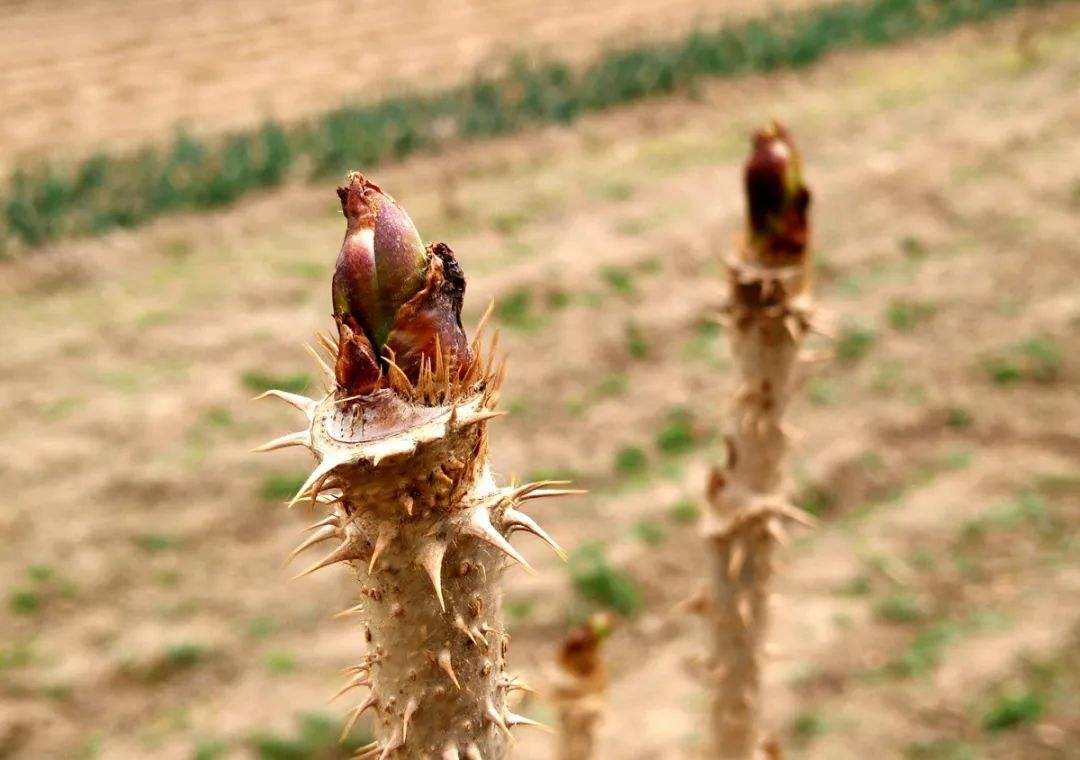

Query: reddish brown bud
[334,314,382,396]
[557,613,614,681]
[332,173,428,349]
[385,242,472,382]
[744,122,811,262]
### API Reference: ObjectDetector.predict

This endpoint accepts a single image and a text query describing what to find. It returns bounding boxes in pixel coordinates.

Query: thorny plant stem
[256,174,576,760]
[552,615,611,760]
[704,123,815,760]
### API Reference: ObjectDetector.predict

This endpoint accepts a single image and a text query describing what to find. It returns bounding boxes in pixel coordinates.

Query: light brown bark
[704,235,814,759]
[259,378,565,759]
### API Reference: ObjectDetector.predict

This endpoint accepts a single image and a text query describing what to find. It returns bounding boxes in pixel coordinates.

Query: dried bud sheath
[704,124,815,759]
[257,175,570,759]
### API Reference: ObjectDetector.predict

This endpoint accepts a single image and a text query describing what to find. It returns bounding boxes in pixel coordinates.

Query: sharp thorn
[314,489,344,504]
[377,727,403,760]
[304,343,335,380]
[340,693,377,742]
[333,602,365,619]
[251,429,311,453]
[464,507,534,574]
[504,675,537,694]
[253,389,318,418]
[437,649,460,689]
[306,514,342,532]
[369,523,397,574]
[286,525,338,565]
[293,539,360,580]
[460,409,506,427]
[286,457,342,509]
[402,696,419,741]
[503,507,566,561]
[417,540,448,611]
[737,593,753,628]
[329,674,370,702]
[508,480,571,499]
[484,698,510,738]
[518,488,586,502]
[454,614,479,646]
[505,711,552,732]
[766,516,788,546]
[352,743,380,760]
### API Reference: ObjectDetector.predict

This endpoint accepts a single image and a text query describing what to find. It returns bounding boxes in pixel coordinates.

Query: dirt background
[2,3,1079,760]
[0,0,817,171]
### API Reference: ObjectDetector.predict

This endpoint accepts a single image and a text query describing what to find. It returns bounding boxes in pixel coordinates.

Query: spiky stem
[257,174,570,760]
[704,123,815,759]
[552,616,610,760]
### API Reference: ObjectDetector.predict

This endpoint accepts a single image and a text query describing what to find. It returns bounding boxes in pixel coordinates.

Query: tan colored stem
[555,694,603,760]
[259,376,565,760]
[704,243,813,758]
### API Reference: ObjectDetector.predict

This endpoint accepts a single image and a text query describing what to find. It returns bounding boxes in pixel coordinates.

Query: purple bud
[332,173,428,349]
[744,122,810,261]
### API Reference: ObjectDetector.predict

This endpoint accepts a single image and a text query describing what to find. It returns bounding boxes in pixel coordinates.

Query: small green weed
[905,740,976,759]
[886,299,936,331]
[981,335,1062,385]
[600,265,635,295]
[505,598,536,622]
[632,520,666,546]
[192,738,230,760]
[836,324,876,362]
[791,711,825,741]
[242,371,311,395]
[251,711,372,759]
[569,543,640,616]
[796,484,834,517]
[165,643,205,669]
[807,377,839,406]
[137,533,178,553]
[248,617,278,639]
[495,288,543,330]
[898,236,928,261]
[669,498,700,524]
[614,446,648,478]
[265,651,297,674]
[27,564,55,582]
[655,408,698,455]
[874,593,925,624]
[625,321,649,360]
[260,472,308,502]
[944,406,973,429]
[10,590,40,614]
[982,691,1042,731]
[593,373,629,398]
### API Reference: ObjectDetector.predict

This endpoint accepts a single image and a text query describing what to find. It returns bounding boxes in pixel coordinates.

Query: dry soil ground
[0,0,816,171]
[2,6,1079,760]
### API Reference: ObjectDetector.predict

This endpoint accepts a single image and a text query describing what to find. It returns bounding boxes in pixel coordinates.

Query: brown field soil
[2,6,1080,760]
[0,0,817,171]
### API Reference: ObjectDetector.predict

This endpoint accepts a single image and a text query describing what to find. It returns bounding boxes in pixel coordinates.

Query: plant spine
[257,173,571,759]
[704,124,815,759]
